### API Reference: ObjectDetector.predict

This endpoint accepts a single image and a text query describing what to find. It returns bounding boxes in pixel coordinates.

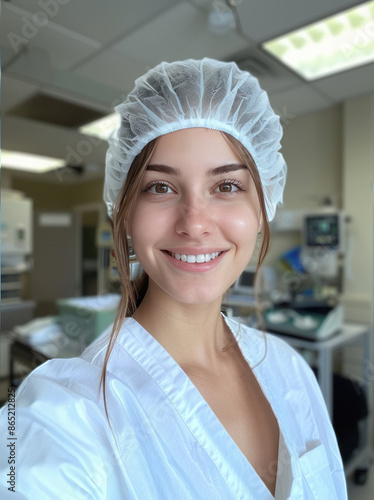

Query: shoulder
[4,356,108,439]
[3,318,142,438]
[1,344,110,451]
[0,347,122,497]
[12,319,117,398]
[9,317,147,415]
[12,350,103,407]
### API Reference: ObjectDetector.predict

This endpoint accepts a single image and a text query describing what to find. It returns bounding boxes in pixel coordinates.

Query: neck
[132,284,231,370]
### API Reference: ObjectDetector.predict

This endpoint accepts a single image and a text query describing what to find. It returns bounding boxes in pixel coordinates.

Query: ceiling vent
[231,49,279,79]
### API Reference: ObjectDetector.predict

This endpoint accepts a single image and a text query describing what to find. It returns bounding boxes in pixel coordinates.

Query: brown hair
[99,132,271,420]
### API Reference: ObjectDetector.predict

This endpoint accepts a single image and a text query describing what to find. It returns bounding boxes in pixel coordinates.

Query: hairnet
[104,58,286,221]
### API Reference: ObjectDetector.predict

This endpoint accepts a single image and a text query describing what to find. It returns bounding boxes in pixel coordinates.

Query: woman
[0,59,346,499]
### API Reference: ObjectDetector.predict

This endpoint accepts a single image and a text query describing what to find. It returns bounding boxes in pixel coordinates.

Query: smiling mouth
[167,251,223,263]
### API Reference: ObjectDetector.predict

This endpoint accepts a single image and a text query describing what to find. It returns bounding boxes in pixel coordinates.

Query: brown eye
[155,184,169,193]
[216,182,240,193]
[148,183,172,194]
[219,183,233,192]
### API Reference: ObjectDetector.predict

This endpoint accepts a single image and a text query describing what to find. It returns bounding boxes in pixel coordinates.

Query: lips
[168,251,222,263]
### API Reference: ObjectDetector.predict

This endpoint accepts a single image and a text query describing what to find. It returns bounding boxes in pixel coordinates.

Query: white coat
[0,316,347,499]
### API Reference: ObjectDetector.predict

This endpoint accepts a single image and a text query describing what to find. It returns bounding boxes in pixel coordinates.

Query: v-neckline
[120,316,293,499]
[223,316,295,498]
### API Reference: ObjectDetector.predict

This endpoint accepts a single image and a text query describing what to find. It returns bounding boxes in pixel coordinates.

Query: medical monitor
[304,214,342,250]
[233,266,257,295]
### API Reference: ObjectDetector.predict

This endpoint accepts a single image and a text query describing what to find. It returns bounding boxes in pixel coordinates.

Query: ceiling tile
[9,0,182,44]
[113,1,249,66]
[27,28,99,71]
[0,5,27,48]
[268,85,334,119]
[75,51,149,96]
[1,4,100,71]
[313,63,374,103]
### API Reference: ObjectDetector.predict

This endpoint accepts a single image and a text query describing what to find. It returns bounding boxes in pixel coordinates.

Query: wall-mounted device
[301,211,345,279]
[303,213,343,251]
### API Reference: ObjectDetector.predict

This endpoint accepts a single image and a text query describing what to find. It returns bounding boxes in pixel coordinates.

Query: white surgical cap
[104,58,286,221]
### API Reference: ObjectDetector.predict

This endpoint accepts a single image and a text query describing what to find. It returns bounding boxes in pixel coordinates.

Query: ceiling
[1,0,373,185]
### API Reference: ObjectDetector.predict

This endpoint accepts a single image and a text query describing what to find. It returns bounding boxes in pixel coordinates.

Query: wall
[11,178,75,211]
[281,104,343,210]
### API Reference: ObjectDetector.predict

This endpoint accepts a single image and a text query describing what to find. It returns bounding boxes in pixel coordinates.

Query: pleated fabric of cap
[104,58,287,221]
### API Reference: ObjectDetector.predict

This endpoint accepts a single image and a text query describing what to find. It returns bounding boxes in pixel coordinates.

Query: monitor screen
[305,215,340,247]
[233,267,256,295]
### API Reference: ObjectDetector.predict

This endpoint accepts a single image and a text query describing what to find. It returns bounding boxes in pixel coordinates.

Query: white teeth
[169,251,222,263]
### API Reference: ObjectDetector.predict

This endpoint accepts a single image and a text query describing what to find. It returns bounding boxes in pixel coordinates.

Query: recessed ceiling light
[262,1,374,81]
[1,150,65,173]
[79,113,120,140]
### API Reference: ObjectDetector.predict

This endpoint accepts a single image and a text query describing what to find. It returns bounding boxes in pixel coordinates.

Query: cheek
[219,205,260,240]
[129,203,172,252]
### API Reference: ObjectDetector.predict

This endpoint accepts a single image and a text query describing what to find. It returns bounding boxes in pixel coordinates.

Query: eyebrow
[208,163,248,176]
[146,163,248,176]
[146,164,180,175]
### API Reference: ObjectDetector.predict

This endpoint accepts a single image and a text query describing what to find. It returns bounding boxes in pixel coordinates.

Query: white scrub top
[0,316,347,499]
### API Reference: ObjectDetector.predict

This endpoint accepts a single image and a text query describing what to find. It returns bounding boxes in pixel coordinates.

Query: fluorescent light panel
[263,1,374,81]
[1,150,65,173]
[79,113,120,140]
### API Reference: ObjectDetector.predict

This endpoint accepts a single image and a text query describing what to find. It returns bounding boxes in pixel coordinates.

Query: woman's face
[128,128,262,306]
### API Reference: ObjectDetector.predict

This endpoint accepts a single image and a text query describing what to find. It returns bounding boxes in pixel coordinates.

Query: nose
[175,194,215,239]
